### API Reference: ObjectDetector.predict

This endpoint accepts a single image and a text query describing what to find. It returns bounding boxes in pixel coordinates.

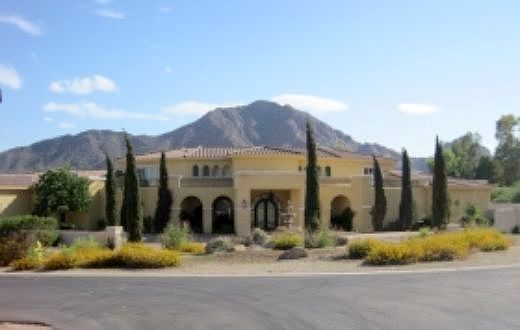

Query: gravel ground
[2,234,518,276]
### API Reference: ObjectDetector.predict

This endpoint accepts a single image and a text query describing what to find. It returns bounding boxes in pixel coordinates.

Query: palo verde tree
[105,154,118,226]
[371,156,387,231]
[398,149,413,230]
[304,120,320,232]
[120,133,143,241]
[432,136,449,229]
[153,151,173,233]
[34,167,92,225]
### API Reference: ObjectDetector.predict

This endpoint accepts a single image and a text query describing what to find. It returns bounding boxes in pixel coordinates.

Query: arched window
[202,165,210,177]
[317,166,322,176]
[325,166,331,177]
[192,165,199,177]
[222,165,231,177]
[211,165,220,177]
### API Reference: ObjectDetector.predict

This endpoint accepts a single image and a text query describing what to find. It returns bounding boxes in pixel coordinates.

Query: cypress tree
[105,154,118,226]
[304,120,320,232]
[399,149,413,230]
[371,156,387,231]
[153,151,173,233]
[432,136,449,229]
[120,133,143,241]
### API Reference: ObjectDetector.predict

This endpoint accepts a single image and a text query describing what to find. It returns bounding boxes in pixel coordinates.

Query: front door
[254,198,278,230]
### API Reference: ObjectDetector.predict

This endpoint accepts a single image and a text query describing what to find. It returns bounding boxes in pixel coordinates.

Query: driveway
[0,266,519,329]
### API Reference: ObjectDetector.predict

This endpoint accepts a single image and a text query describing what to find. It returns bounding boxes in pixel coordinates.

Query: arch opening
[330,195,354,231]
[212,196,234,234]
[179,196,203,233]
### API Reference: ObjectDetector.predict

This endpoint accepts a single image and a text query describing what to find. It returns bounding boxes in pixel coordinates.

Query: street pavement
[0,266,519,329]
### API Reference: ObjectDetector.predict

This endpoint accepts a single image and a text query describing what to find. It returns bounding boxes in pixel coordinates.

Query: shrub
[462,228,512,251]
[10,241,45,271]
[0,215,58,246]
[348,239,377,259]
[305,228,335,248]
[460,204,489,227]
[205,237,234,254]
[418,226,432,238]
[161,224,191,250]
[43,242,181,270]
[365,241,421,265]
[178,242,206,254]
[512,225,520,234]
[116,243,181,268]
[412,234,469,261]
[251,228,269,245]
[272,232,304,250]
[44,249,76,270]
[0,233,30,266]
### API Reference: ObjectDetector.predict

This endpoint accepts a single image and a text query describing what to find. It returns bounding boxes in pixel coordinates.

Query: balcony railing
[180,177,233,188]
[319,177,352,184]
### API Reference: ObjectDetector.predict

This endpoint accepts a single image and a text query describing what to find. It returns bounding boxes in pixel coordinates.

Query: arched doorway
[330,195,354,231]
[180,196,203,233]
[254,197,279,231]
[212,196,234,234]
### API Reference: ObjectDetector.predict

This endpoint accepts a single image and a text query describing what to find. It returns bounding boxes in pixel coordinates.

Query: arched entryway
[330,195,354,231]
[180,196,203,233]
[254,197,279,231]
[212,196,234,234]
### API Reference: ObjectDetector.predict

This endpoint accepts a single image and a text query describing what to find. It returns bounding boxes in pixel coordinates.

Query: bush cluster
[161,224,191,250]
[348,239,378,259]
[205,237,234,254]
[347,228,511,266]
[272,232,304,250]
[305,228,336,249]
[178,242,206,254]
[0,215,58,266]
[10,238,181,271]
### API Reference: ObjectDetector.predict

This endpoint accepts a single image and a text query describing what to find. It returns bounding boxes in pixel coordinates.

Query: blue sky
[0,1,519,157]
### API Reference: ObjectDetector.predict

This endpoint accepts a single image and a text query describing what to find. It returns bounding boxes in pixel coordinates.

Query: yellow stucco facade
[123,147,493,236]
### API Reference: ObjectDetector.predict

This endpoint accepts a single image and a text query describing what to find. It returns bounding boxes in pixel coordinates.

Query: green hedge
[0,215,58,246]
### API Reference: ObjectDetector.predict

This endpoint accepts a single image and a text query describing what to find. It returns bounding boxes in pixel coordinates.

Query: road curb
[1,263,520,278]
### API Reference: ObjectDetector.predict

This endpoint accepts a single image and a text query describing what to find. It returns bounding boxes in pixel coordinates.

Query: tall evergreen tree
[153,151,173,233]
[399,149,413,230]
[304,120,320,232]
[120,133,143,241]
[105,154,118,226]
[432,136,449,229]
[371,156,387,231]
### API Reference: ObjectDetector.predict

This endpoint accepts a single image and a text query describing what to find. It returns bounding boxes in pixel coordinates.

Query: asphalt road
[1,267,520,330]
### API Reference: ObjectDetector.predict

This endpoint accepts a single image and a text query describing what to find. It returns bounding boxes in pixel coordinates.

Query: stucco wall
[0,188,33,216]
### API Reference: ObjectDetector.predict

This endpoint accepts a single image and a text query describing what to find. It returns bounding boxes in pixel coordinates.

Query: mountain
[0,100,399,172]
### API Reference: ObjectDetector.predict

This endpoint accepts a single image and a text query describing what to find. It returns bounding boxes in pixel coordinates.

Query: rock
[233,244,247,252]
[335,237,348,246]
[278,247,308,260]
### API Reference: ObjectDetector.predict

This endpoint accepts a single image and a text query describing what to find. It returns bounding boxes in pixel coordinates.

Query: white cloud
[58,121,76,129]
[95,9,126,19]
[164,66,172,74]
[94,0,112,4]
[0,64,22,90]
[398,103,440,115]
[271,94,348,114]
[43,116,53,122]
[0,14,41,36]
[161,101,241,116]
[49,75,118,95]
[44,102,169,121]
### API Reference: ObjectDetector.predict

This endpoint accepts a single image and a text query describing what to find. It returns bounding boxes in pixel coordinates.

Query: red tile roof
[0,170,105,189]
[135,146,377,161]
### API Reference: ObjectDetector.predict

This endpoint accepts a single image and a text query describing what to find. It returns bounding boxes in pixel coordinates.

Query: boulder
[278,247,308,260]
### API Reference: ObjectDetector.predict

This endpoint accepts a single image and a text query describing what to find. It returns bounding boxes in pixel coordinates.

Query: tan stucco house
[121,146,493,236]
